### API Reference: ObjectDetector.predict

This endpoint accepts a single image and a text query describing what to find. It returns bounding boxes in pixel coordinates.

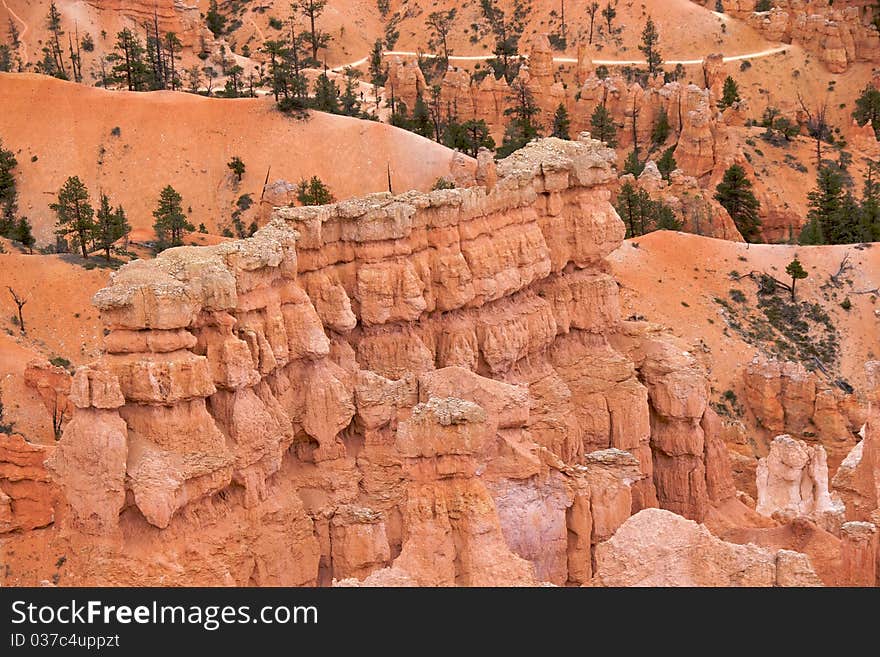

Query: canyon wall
[27,139,734,585]
[30,137,738,586]
[387,37,743,240]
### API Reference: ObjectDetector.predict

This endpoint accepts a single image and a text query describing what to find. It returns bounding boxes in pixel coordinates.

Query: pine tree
[312,71,340,113]
[297,176,335,206]
[411,92,434,139]
[803,165,844,245]
[0,45,11,73]
[480,0,531,83]
[340,70,362,117]
[831,190,863,245]
[94,193,130,261]
[860,161,880,241]
[152,185,193,248]
[639,16,662,77]
[13,217,35,253]
[296,0,331,64]
[853,85,880,140]
[552,104,571,140]
[444,119,495,157]
[601,1,617,34]
[51,176,95,259]
[657,147,677,180]
[369,39,387,87]
[0,140,17,238]
[109,28,148,91]
[587,2,600,44]
[227,156,245,182]
[651,107,670,146]
[164,32,182,90]
[590,104,617,147]
[45,2,67,79]
[426,10,457,66]
[718,76,740,110]
[714,164,762,242]
[654,203,682,231]
[785,257,808,302]
[498,80,542,157]
[623,150,644,177]
[206,0,227,38]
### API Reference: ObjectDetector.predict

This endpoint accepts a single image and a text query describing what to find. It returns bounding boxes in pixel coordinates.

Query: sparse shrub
[49,356,71,370]
[729,289,747,303]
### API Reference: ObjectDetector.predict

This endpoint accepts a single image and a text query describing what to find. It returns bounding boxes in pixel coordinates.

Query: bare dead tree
[7,287,26,334]
[797,90,829,167]
[829,252,852,287]
[729,270,793,295]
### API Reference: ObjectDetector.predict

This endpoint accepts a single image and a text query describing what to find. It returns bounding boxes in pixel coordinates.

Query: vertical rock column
[840,521,878,587]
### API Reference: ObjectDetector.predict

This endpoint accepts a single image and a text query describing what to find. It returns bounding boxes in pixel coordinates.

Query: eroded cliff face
[695,0,880,72]
[11,137,739,586]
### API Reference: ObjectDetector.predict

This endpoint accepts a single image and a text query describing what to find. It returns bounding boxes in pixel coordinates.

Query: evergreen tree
[832,190,863,245]
[206,0,226,38]
[587,2,600,44]
[785,256,808,302]
[94,193,130,261]
[444,119,495,158]
[369,39,387,87]
[340,69,362,117]
[411,92,434,139]
[152,185,193,248]
[623,150,644,177]
[312,71,340,113]
[13,217,35,253]
[614,182,679,237]
[297,176,335,206]
[45,2,67,79]
[714,164,762,242]
[651,107,670,146]
[718,76,740,110]
[109,28,148,91]
[654,203,682,231]
[860,161,880,241]
[295,0,331,64]
[227,156,245,182]
[803,165,844,245]
[590,104,617,147]
[480,0,531,83]
[0,45,11,73]
[164,32,182,90]
[0,140,17,238]
[616,182,648,237]
[498,79,542,157]
[639,16,662,77]
[51,176,95,259]
[601,1,617,34]
[552,104,571,140]
[426,10,457,66]
[657,146,677,180]
[853,85,880,140]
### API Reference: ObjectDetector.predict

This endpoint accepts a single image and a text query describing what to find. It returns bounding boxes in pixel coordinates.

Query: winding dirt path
[333,44,791,72]
[1,0,29,66]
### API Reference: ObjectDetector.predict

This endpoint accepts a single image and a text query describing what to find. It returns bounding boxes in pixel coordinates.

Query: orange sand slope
[0,251,109,442]
[611,231,880,395]
[0,73,467,242]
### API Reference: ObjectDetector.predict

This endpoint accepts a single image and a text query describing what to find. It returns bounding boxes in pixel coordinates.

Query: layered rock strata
[43,137,736,586]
